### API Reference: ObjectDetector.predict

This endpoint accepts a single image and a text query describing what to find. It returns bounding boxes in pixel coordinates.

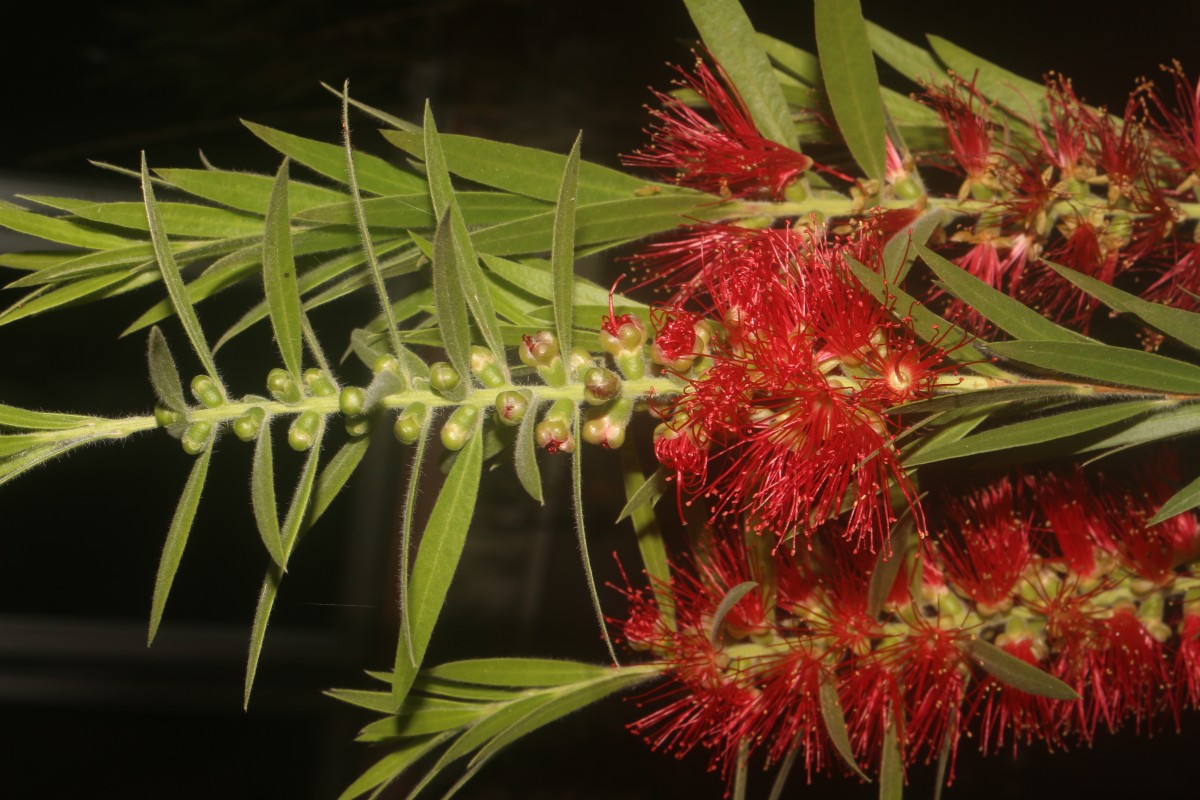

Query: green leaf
[683,0,796,148]
[244,421,326,708]
[867,516,913,618]
[616,465,667,523]
[0,269,142,327]
[426,658,611,688]
[26,198,265,239]
[513,395,544,504]
[155,167,346,215]
[881,210,941,284]
[757,33,820,85]
[6,246,158,287]
[890,383,1088,416]
[394,415,432,703]
[709,581,759,645]
[1074,401,1200,453]
[551,133,581,374]
[926,35,1048,117]
[814,0,887,183]
[962,638,1079,700]
[865,21,944,86]
[359,696,486,741]
[141,153,222,387]
[424,103,509,381]
[321,81,418,131]
[480,253,644,310]
[148,430,214,644]
[146,326,187,412]
[0,404,93,431]
[250,419,285,568]
[465,670,653,771]
[336,734,452,800]
[879,715,904,800]
[1046,261,1200,352]
[244,121,425,195]
[379,130,663,204]
[918,245,1090,343]
[0,204,135,250]
[391,421,484,706]
[819,673,869,781]
[308,432,372,524]
[986,340,1200,394]
[905,400,1161,466]
[262,159,305,380]
[571,411,618,664]
[324,687,396,714]
[431,210,472,394]
[1149,472,1200,525]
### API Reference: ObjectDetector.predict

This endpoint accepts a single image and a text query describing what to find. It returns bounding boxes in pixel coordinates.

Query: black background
[2,1,1199,798]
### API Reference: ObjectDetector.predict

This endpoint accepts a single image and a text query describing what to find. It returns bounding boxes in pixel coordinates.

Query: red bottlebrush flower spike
[1145,62,1200,187]
[624,57,812,200]
[926,476,1033,613]
[920,77,997,197]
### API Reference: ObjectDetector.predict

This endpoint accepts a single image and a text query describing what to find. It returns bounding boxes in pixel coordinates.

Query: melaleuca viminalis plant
[2,0,1200,796]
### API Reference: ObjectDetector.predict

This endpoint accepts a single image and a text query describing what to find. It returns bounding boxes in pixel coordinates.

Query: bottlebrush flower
[919,77,998,199]
[623,56,812,200]
[651,222,959,553]
[1144,62,1200,189]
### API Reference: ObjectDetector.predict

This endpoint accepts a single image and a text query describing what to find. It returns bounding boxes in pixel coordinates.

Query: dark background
[1,1,1198,797]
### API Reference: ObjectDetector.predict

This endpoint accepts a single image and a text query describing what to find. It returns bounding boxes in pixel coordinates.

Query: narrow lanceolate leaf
[709,581,759,645]
[1074,402,1200,454]
[905,400,1161,466]
[308,433,372,524]
[881,210,941,284]
[1047,261,1200,353]
[426,658,611,687]
[154,167,346,215]
[819,673,869,781]
[1150,472,1200,525]
[918,245,1091,343]
[879,715,904,800]
[335,733,452,800]
[148,431,215,645]
[342,84,407,379]
[572,411,618,665]
[867,516,913,618]
[0,205,134,250]
[682,0,796,148]
[146,326,187,412]
[395,415,431,695]
[865,21,944,87]
[431,210,472,393]
[262,159,304,380]
[926,35,1048,118]
[962,638,1080,700]
[423,103,510,380]
[890,383,1086,416]
[250,420,285,568]
[0,404,93,431]
[620,451,674,630]
[551,134,581,375]
[513,396,544,504]
[986,340,1200,395]
[757,33,820,85]
[140,153,221,386]
[392,423,484,707]
[244,421,326,708]
[616,464,667,523]
[814,0,887,183]
[733,740,750,800]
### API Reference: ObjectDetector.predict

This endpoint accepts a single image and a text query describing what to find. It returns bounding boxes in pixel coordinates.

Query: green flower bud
[154,405,182,428]
[568,347,594,376]
[583,367,621,405]
[233,406,266,442]
[304,368,337,398]
[535,418,573,454]
[288,410,321,451]
[181,422,213,455]
[373,354,401,375]
[429,362,462,394]
[582,413,626,449]
[267,368,302,404]
[440,405,480,451]
[339,386,367,417]
[190,375,224,408]
[393,403,426,445]
[494,390,530,426]
[344,415,371,438]
[519,331,559,368]
[469,346,506,389]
